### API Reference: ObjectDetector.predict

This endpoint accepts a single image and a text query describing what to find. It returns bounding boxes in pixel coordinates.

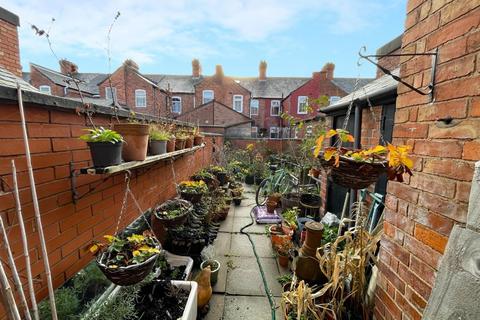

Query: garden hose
[240,206,276,320]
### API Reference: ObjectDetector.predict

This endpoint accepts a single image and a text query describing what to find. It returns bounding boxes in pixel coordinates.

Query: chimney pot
[59,59,79,75]
[192,58,201,78]
[321,62,335,80]
[259,60,267,80]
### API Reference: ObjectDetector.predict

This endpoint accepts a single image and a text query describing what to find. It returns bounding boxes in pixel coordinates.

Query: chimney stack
[192,58,201,78]
[122,59,139,71]
[215,64,224,78]
[0,7,22,77]
[59,59,79,75]
[321,62,335,80]
[259,60,267,80]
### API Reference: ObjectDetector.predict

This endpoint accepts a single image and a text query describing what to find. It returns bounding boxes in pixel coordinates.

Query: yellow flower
[103,235,117,244]
[127,234,145,243]
[133,250,141,257]
[246,143,254,151]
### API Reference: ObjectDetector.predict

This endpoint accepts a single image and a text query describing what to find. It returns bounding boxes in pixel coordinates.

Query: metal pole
[16,83,58,320]
[349,104,363,217]
[12,160,39,320]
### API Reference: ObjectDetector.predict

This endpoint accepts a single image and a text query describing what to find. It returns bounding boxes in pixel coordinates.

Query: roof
[30,63,107,95]
[331,77,375,94]
[146,74,202,94]
[321,68,399,114]
[236,77,310,99]
[0,67,39,92]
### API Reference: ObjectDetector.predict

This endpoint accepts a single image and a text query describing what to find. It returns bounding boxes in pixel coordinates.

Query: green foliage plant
[79,127,123,144]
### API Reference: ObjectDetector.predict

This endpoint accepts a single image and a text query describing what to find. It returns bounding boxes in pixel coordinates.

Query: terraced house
[24,58,371,138]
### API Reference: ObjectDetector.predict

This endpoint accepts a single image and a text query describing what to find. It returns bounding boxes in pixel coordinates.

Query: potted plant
[89,231,161,286]
[267,192,282,206]
[149,126,170,155]
[281,193,301,211]
[313,129,413,189]
[152,199,193,245]
[276,241,293,268]
[191,169,218,190]
[185,131,194,148]
[79,127,123,167]
[244,168,255,185]
[178,180,208,204]
[166,131,176,153]
[269,225,292,250]
[113,116,150,161]
[200,248,221,286]
[266,199,277,213]
[193,127,204,146]
[175,132,189,150]
[281,207,299,235]
[209,165,228,185]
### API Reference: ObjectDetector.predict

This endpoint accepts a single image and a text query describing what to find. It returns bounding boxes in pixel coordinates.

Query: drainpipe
[349,103,362,217]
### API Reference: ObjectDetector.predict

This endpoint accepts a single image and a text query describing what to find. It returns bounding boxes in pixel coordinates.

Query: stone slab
[467,161,480,232]
[213,256,228,294]
[205,294,225,320]
[223,296,283,320]
[225,257,282,297]
[213,232,232,256]
[219,214,234,233]
[423,225,480,320]
[234,205,254,217]
[230,233,274,258]
[232,217,269,234]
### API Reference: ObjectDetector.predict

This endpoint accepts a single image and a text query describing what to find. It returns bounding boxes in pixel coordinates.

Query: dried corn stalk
[281,279,322,320]
[312,201,382,319]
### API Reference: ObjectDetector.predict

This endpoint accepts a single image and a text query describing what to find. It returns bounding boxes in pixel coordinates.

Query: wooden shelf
[79,144,205,175]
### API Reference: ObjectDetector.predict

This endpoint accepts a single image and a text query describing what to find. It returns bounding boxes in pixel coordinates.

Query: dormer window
[39,85,51,95]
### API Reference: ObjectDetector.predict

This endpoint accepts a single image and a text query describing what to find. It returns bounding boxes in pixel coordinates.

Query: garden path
[204,184,287,320]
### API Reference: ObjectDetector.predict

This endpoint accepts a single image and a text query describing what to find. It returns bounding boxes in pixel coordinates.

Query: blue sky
[6,0,406,78]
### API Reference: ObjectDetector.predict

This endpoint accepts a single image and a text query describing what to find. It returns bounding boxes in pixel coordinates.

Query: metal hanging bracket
[358,46,438,103]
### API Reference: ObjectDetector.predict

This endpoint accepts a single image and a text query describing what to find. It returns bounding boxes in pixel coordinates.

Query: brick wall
[375,1,480,320]
[0,101,219,318]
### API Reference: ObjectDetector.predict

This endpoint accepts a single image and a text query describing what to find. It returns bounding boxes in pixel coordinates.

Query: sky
[5,0,406,79]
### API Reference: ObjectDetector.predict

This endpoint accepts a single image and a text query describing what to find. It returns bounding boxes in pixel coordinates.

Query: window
[306,125,313,137]
[135,89,146,107]
[251,126,258,138]
[233,95,243,112]
[172,96,182,113]
[39,85,51,95]
[105,87,117,101]
[297,96,308,114]
[270,127,280,139]
[329,96,340,105]
[203,90,214,104]
[250,99,259,116]
[271,100,281,116]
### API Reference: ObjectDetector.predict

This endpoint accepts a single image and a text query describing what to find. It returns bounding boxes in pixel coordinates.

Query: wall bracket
[358,46,438,103]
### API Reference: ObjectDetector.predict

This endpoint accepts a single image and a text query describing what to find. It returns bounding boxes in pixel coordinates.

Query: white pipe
[0,259,21,320]
[0,214,31,320]
[16,83,58,320]
[12,160,39,320]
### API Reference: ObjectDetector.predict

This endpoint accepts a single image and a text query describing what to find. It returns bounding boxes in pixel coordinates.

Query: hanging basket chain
[362,86,388,146]
[170,159,179,196]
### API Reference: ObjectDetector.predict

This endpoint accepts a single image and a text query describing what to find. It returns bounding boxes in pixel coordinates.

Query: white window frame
[39,85,51,95]
[270,127,280,139]
[297,96,308,114]
[105,87,117,101]
[202,90,214,104]
[251,126,258,138]
[233,95,243,113]
[172,96,182,113]
[135,89,147,108]
[329,96,340,105]
[250,99,259,116]
[270,100,281,116]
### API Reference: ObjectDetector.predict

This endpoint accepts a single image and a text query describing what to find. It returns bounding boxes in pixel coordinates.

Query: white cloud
[3,0,393,70]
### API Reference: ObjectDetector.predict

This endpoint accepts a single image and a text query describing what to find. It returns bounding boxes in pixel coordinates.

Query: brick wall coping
[226,137,302,141]
[376,34,403,55]
[0,7,19,26]
[0,84,194,126]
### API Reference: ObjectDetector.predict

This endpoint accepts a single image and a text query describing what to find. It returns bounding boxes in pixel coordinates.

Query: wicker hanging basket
[96,243,161,286]
[319,154,387,190]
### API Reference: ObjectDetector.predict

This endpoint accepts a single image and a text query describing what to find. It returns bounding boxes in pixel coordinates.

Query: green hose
[240,206,277,320]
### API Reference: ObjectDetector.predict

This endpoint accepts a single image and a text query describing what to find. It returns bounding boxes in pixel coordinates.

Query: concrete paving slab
[213,232,232,256]
[219,214,234,233]
[234,205,254,217]
[225,257,282,297]
[232,217,269,234]
[223,295,284,320]
[205,294,225,320]
[213,256,228,294]
[230,233,274,258]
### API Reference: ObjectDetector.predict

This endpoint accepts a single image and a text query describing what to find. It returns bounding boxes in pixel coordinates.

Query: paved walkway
[205,185,287,320]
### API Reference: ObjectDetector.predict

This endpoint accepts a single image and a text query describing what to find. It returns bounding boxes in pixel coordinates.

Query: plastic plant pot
[200,259,220,286]
[87,141,122,167]
[150,140,167,155]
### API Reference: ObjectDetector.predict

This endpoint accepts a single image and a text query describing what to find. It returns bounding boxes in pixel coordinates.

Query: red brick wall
[376,47,402,78]
[194,74,251,117]
[0,18,21,77]
[176,101,251,128]
[29,66,95,98]
[170,93,195,116]
[124,68,167,117]
[98,66,127,105]
[0,102,219,318]
[375,2,480,320]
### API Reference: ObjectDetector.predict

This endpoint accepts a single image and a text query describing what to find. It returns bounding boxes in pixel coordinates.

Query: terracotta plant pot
[278,254,289,268]
[185,137,193,148]
[194,136,204,146]
[281,222,294,236]
[167,138,176,153]
[175,138,186,150]
[266,200,277,213]
[113,123,149,161]
[268,193,282,204]
[269,225,292,250]
[300,221,324,257]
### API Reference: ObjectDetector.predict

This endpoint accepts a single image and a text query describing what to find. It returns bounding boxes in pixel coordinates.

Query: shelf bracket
[358,46,438,103]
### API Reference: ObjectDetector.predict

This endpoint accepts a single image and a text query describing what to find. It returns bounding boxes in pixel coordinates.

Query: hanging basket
[319,154,387,190]
[96,244,161,286]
